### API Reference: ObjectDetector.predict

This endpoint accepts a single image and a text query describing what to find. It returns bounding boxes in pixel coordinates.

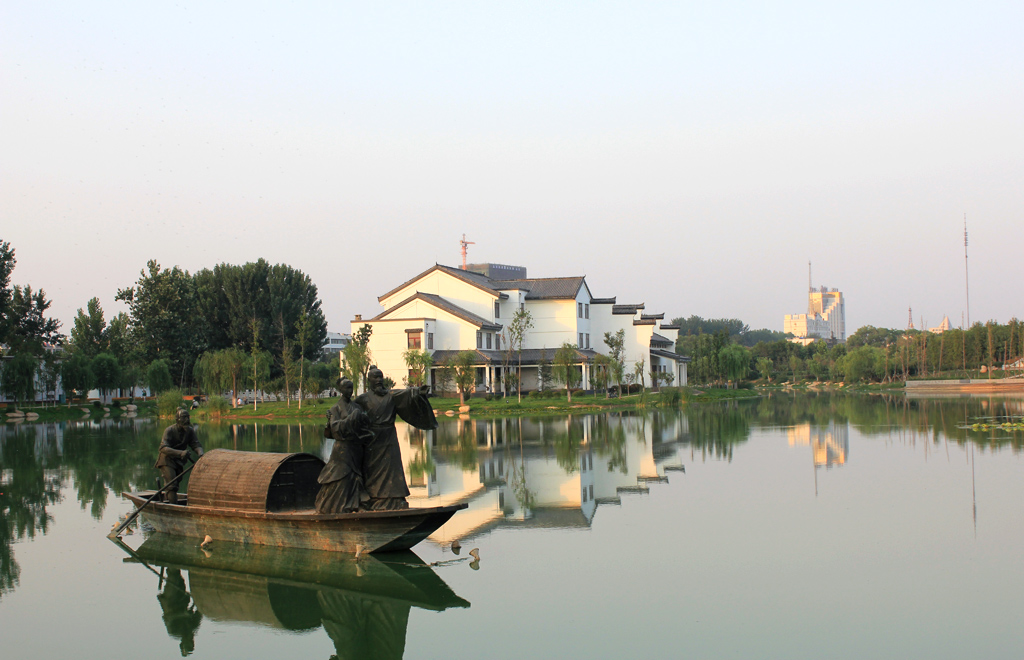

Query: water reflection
[2,393,1023,603]
[117,534,469,658]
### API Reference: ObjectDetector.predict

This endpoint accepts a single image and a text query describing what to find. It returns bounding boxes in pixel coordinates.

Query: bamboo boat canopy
[188,449,325,512]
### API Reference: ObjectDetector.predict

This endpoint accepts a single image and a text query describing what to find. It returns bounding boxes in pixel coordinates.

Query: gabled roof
[658,324,680,330]
[591,297,616,304]
[498,276,587,300]
[650,348,690,363]
[633,319,657,326]
[377,264,500,303]
[612,303,645,315]
[371,292,502,331]
[650,333,674,347]
[640,313,664,321]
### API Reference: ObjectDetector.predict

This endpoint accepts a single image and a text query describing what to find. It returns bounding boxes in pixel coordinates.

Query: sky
[2,2,1021,337]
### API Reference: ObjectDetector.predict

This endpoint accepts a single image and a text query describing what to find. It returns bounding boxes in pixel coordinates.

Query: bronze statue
[155,409,204,505]
[352,367,437,511]
[316,378,371,513]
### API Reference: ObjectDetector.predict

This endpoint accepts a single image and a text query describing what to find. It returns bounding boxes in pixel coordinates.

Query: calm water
[1,392,1023,659]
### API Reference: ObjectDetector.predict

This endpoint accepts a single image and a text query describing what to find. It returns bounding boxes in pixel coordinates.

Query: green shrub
[205,395,230,417]
[660,387,682,407]
[157,389,184,418]
[92,400,103,409]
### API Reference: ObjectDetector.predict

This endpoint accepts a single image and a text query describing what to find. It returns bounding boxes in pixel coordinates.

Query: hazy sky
[3,2,1021,337]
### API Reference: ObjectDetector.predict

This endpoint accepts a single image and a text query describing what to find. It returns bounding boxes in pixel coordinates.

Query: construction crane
[460,234,474,270]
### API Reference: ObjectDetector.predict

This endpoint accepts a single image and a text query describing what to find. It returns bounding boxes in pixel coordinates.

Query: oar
[108,461,196,539]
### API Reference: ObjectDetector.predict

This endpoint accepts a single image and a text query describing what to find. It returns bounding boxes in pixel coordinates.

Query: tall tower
[907,306,914,330]
[964,216,970,327]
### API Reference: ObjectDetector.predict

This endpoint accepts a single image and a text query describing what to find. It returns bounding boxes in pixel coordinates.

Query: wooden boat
[124,448,465,554]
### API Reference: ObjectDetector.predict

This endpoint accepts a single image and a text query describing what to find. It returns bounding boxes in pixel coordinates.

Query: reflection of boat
[123,449,466,553]
[117,534,469,658]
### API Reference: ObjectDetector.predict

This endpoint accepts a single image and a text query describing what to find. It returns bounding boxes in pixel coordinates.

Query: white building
[351,263,688,393]
[784,285,846,345]
[321,332,351,359]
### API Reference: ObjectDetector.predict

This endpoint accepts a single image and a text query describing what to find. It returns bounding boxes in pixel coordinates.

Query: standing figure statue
[354,367,437,511]
[316,378,371,513]
[155,409,204,505]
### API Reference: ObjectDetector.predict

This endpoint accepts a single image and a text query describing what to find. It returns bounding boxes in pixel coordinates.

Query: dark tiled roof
[430,347,599,365]
[650,333,673,347]
[377,264,500,302]
[591,297,616,304]
[371,292,502,331]
[612,303,645,315]
[658,324,680,330]
[633,319,657,326]
[498,277,586,300]
[641,313,664,320]
[650,348,690,362]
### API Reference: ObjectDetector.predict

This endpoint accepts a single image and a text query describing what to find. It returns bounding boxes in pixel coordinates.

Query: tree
[2,285,63,355]
[402,349,433,387]
[276,312,295,407]
[434,357,455,396]
[633,356,646,394]
[1,353,38,407]
[342,324,373,393]
[248,318,271,409]
[604,330,626,397]
[146,359,173,395]
[537,353,552,392]
[593,354,612,397]
[68,298,107,358]
[503,309,534,403]
[718,343,750,387]
[90,353,121,403]
[116,260,202,389]
[756,357,773,382]
[218,347,247,407]
[453,351,477,405]
[61,352,93,403]
[553,343,582,402]
[295,309,316,409]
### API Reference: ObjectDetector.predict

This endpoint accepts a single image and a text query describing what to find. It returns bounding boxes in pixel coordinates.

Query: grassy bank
[4,387,761,425]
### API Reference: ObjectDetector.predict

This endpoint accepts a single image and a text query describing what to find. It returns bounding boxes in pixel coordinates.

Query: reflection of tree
[319,590,409,660]
[591,413,628,474]
[551,417,584,475]
[431,419,478,470]
[0,425,62,601]
[685,401,751,461]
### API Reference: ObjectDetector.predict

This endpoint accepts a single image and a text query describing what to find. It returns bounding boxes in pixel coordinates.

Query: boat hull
[123,491,465,554]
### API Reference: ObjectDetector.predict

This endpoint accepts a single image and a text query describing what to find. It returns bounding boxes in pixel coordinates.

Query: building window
[494,301,500,318]
[486,333,492,349]
[427,332,433,350]
[579,333,584,346]
[585,333,590,348]
[476,331,482,349]
[585,304,589,319]
[578,302,583,318]
[495,334,501,350]
[407,332,422,349]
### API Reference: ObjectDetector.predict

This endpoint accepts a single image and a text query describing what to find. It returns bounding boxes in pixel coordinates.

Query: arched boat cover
[188,449,325,512]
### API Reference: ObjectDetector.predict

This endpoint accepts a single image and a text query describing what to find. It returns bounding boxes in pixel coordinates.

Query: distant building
[321,332,351,360]
[929,316,951,334]
[784,285,846,345]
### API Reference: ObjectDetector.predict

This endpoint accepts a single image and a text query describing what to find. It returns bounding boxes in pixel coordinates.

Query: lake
[1,392,1022,659]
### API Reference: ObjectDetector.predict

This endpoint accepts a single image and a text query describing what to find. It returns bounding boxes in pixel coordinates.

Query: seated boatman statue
[155,408,204,504]
[354,367,438,511]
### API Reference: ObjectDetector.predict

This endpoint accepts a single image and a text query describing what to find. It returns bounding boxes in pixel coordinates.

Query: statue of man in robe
[316,378,371,514]
[353,367,437,511]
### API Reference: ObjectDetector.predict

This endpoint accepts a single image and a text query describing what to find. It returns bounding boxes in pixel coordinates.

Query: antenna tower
[964,215,970,327]
[460,234,475,270]
[907,307,914,331]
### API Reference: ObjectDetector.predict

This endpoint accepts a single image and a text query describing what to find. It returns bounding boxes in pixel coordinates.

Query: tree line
[680,319,1024,385]
[1,239,334,407]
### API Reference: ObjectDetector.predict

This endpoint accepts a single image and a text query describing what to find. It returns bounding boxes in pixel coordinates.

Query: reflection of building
[336,412,691,544]
[784,284,846,345]
[787,421,849,468]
